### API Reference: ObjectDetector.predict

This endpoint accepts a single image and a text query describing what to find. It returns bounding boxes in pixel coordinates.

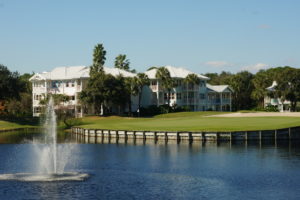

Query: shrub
[264,105,279,112]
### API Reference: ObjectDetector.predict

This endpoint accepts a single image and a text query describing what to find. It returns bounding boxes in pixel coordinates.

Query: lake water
[1,131,300,200]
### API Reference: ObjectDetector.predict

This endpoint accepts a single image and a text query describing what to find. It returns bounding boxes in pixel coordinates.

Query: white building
[141,66,233,111]
[30,65,234,117]
[29,66,136,117]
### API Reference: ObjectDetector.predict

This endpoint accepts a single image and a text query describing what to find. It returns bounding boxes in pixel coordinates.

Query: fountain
[0,97,88,181]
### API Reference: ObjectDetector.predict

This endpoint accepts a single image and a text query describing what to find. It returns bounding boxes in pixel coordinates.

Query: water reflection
[1,131,300,199]
[1,130,299,158]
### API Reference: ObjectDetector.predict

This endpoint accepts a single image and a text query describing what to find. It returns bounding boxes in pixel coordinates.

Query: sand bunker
[210,112,300,117]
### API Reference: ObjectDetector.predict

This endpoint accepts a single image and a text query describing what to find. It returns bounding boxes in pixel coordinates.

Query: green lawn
[75,112,300,132]
[0,120,35,131]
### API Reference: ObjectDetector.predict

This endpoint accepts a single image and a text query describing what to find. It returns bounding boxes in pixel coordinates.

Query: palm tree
[147,66,158,71]
[251,71,269,108]
[124,77,138,116]
[114,54,130,71]
[91,44,106,74]
[184,74,200,111]
[87,44,107,115]
[132,73,150,112]
[155,67,175,107]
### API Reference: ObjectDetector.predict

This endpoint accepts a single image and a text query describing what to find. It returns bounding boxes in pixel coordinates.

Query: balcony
[183,98,199,105]
[182,85,199,91]
[208,98,231,104]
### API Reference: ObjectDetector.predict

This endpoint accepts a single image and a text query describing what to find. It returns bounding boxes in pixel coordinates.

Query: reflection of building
[264,81,291,112]
[142,66,233,111]
[30,65,234,117]
[0,100,5,113]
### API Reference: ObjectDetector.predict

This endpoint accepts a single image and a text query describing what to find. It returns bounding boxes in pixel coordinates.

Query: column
[229,92,232,112]
[220,92,223,111]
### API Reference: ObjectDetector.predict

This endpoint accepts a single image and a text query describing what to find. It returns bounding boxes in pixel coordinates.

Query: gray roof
[207,84,233,93]
[30,66,136,81]
[145,65,209,80]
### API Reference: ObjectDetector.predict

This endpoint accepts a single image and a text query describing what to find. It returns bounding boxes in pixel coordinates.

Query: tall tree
[81,43,107,115]
[251,70,271,108]
[0,64,23,100]
[184,74,200,110]
[132,73,150,112]
[124,77,137,116]
[155,67,175,107]
[205,71,232,85]
[91,44,106,74]
[275,67,300,111]
[229,71,254,110]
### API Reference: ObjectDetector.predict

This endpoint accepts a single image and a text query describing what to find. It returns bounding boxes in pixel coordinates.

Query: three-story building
[30,65,233,117]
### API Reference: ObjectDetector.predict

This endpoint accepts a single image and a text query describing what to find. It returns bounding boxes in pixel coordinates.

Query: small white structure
[30,65,234,117]
[264,81,291,112]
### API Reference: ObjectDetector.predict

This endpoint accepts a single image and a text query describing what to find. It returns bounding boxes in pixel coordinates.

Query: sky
[0,0,300,75]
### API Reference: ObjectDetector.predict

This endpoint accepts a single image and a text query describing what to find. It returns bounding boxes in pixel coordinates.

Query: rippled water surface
[1,131,300,200]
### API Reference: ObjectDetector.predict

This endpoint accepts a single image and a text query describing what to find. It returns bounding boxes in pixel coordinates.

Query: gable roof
[207,84,234,93]
[145,65,209,80]
[266,81,277,91]
[29,66,136,81]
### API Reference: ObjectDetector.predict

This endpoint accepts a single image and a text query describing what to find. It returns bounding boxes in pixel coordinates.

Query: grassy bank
[73,112,300,132]
[0,120,36,131]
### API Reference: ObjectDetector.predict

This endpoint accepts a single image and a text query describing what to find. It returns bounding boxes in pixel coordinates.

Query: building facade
[141,66,233,111]
[29,66,137,117]
[30,65,233,117]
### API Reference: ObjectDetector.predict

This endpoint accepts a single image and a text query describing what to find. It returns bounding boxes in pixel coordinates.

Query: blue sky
[0,0,299,74]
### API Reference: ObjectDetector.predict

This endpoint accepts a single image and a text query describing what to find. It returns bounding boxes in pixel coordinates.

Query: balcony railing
[182,86,199,91]
[207,98,231,104]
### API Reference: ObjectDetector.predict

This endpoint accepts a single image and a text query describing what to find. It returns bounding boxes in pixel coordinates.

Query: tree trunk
[291,101,297,112]
[139,87,143,112]
[128,96,132,116]
[186,83,188,109]
[168,89,171,112]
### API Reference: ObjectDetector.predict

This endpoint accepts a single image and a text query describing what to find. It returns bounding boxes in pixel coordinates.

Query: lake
[1,131,300,200]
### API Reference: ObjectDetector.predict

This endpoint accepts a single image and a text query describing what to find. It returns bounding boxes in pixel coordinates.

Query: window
[52,81,57,88]
[200,81,206,87]
[66,81,69,87]
[77,80,81,85]
[150,81,157,90]
[176,93,181,100]
[169,93,174,100]
[151,81,157,86]
[70,96,75,101]
[164,93,168,100]
[176,80,182,86]
[71,81,75,87]
[200,93,205,99]
[34,94,43,100]
[34,107,41,113]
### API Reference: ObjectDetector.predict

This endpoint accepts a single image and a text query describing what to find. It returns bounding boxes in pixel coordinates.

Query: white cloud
[204,61,232,68]
[242,63,269,72]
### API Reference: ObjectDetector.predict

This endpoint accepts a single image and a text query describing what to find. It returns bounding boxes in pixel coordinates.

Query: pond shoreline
[71,126,300,142]
[0,127,42,133]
